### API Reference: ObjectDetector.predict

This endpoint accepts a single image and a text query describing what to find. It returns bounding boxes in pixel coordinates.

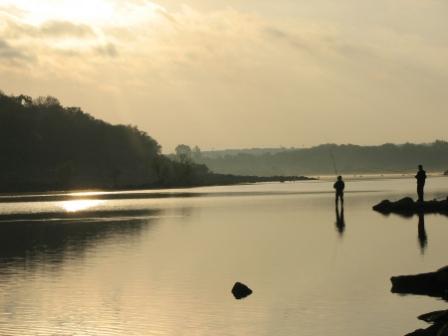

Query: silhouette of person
[415,165,427,202]
[417,212,427,254]
[335,205,345,236]
[333,175,345,206]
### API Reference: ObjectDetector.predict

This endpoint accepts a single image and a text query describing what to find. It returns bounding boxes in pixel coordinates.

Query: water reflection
[335,205,345,236]
[374,210,432,255]
[0,208,162,272]
[61,199,105,212]
[0,179,447,336]
[417,212,428,255]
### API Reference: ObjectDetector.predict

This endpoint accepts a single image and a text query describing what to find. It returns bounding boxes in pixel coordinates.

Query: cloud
[0,0,448,150]
[39,21,95,38]
[95,43,119,57]
[2,20,95,39]
[0,15,113,62]
[263,26,314,53]
[0,38,30,60]
[155,8,177,24]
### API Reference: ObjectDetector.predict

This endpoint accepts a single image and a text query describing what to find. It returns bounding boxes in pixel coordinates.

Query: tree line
[0,92,215,192]
[0,92,309,192]
[177,142,448,176]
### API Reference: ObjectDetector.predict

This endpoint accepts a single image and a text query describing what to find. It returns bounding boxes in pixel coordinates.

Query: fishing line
[329,148,338,176]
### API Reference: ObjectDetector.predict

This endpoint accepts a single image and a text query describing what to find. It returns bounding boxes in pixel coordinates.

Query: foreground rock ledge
[373,197,448,216]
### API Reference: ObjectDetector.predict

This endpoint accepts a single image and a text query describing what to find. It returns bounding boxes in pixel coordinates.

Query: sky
[0,0,447,152]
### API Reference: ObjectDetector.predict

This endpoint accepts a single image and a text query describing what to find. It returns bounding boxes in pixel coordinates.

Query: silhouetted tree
[0,92,221,192]
[192,146,202,161]
[175,144,192,163]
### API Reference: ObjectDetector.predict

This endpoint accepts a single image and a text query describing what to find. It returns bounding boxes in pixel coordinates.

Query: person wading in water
[333,175,345,207]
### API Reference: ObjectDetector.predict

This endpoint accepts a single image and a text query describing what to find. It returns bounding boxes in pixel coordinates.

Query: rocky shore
[373,197,448,216]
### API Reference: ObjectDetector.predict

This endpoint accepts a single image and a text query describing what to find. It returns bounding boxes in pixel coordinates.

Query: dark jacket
[415,170,427,185]
[333,180,345,193]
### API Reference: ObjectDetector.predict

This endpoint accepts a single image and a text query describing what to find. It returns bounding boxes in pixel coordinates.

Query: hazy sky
[1,0,447,152]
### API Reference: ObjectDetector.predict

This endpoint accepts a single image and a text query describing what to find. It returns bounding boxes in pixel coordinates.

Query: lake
[0,176,447,335]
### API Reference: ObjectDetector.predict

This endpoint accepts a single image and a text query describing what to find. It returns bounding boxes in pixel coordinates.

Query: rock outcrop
[391,266,448,299]
[373,197,448,216]
[405,310,448,335]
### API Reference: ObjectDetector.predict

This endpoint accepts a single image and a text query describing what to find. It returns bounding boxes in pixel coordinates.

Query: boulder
[231,282,253,300]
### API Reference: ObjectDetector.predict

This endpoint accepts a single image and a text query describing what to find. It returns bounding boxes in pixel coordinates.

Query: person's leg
[336,193,343,207]
[417,185,424,202]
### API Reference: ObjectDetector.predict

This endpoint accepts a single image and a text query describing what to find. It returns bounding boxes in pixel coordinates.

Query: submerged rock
[231,282,253,300]
[391,265,448,299]
[373,197,448,216]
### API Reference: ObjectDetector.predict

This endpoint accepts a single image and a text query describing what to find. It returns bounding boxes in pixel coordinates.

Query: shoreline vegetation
[0,174,315,195]
[0,92,312,194]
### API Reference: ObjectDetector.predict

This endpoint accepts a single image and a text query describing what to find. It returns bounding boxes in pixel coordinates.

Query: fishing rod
[329,148,338,176]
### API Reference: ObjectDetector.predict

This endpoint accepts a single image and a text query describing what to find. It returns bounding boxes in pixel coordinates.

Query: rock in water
[232,282,253,299]
[405,310,448,336]
[391,265,448,299]
[419,310,448,324]
[405,324,448,336]
[373,197,448,216]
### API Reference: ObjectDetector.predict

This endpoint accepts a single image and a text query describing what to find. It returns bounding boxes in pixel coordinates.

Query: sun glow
[61,200,104,212]
[0,0,164,27]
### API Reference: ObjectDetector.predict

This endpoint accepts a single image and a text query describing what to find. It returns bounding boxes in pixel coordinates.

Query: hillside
[0,93,311,192]
[188,142,448,176]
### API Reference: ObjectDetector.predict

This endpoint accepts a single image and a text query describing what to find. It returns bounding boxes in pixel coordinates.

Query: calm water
[0,177,447,336]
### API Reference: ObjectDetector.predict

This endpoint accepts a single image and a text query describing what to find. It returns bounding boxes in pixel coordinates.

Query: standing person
[415,165,427,202]
[333,175,345,207]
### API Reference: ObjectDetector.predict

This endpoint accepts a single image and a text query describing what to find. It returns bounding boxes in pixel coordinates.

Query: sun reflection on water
[61,200,104,212]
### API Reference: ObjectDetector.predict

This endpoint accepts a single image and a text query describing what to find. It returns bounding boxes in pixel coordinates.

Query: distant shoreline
[313,172,448,181]
[3,174,448,196]
[0,174,315,196]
